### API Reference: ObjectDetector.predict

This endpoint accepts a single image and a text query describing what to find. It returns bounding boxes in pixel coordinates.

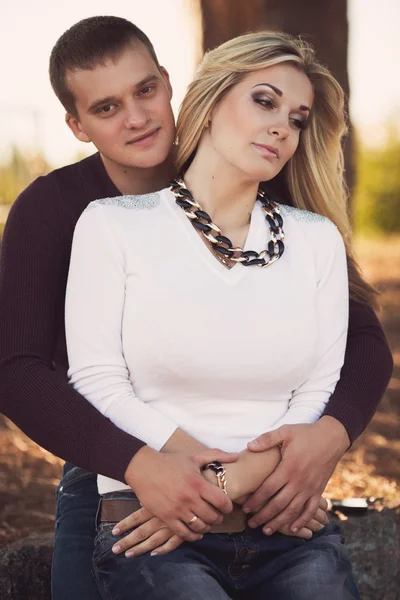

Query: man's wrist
[317,416,351,455]
[124,445,154,486]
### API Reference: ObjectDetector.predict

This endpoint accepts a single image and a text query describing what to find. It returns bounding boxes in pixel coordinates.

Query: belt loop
[95,497,103,530]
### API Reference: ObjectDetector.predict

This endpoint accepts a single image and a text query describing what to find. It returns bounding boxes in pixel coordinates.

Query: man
[0,16,393,599]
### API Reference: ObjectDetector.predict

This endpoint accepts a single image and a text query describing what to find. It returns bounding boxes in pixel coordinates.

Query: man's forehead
[66,43,158,92]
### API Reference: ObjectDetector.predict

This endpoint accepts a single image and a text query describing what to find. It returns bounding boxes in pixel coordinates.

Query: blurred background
[0,0,399,547]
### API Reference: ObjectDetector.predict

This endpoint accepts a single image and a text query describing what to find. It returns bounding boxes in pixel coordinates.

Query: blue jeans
[93,491,360,600]
[52,463,102,600]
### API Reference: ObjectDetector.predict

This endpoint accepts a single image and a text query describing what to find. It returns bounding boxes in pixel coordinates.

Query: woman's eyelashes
[252,95,306,130]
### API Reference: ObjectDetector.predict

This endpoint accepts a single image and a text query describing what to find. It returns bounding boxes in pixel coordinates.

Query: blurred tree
[0,148,50,206]
[354,129,400,235]
[199,0,354,196]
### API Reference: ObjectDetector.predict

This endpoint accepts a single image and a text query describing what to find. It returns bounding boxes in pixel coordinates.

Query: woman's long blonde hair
[176,31,376,307]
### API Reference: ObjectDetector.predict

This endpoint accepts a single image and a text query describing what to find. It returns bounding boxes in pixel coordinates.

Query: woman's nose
[268,123,289,140]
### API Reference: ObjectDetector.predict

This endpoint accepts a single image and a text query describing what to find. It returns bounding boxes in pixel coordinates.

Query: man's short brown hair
[49,16,160,117]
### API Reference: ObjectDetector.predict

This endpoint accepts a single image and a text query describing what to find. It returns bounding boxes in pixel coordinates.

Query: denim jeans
[93,491,360,600]
[52,463,102,600]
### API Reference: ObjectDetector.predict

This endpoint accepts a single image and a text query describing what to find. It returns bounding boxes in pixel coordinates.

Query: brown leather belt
[100,497,247,534]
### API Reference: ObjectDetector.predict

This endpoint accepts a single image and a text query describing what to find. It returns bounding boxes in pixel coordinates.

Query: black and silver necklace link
[170,178,285,268]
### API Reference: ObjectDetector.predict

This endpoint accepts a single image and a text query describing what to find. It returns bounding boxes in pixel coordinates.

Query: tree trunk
[200,0,264,50]
[199,0,354,197]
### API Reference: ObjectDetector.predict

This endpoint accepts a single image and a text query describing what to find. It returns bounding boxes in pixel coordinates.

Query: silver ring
[186,515,198,527]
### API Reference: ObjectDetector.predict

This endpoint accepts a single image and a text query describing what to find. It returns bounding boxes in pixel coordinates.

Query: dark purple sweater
[0,154,393,482]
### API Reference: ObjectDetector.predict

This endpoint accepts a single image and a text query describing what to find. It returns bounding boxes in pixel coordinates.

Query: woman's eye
[254,96,275,109]
[290,117,306,130]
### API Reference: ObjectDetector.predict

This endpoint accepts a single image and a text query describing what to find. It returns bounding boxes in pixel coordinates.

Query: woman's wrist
[225,447,281,500]
[201,447,281,502]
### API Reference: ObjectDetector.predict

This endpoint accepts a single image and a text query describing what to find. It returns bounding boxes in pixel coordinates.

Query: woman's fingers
[314,507,329,526]
[277,523,313,539]
[305,518,325,533]
[112,517,166,554]
[149,534,185,557]
[112,507,152,536]
[125,530,173,558]
[319,496,328,511]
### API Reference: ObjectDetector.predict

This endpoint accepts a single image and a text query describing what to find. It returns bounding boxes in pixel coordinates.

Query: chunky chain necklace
[170,178,285,268]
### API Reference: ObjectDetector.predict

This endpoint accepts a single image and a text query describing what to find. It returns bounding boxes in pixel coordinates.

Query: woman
[65,31,363,599]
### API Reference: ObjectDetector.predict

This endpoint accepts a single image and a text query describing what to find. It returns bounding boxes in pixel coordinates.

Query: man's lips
[253,143,280,159]
[126,128,160,145]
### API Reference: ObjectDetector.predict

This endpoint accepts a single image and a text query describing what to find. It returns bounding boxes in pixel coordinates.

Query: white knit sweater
[65,188,349,493]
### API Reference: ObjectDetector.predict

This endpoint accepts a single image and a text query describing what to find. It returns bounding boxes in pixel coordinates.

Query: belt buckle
[210,506,247,534]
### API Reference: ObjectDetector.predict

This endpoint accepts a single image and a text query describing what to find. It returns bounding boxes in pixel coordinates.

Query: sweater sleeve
[65,205,179,450]
[0,180,145,481]
[322,299,393,443]
[274,222,349,427]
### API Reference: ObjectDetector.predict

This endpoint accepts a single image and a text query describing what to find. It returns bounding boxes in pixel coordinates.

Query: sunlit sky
[1,0,399,165]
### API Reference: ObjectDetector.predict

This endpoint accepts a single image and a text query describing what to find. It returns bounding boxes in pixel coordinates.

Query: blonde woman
[66,32,361,599]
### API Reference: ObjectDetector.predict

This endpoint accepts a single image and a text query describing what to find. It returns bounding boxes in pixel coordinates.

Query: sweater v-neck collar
[163,188,264,286]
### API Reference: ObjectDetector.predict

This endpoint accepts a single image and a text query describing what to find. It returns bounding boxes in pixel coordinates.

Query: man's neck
[100,151,177,196]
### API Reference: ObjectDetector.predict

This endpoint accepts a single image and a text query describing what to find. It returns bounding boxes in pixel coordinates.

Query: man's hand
[125,446,238,542]
[242,417,350,534]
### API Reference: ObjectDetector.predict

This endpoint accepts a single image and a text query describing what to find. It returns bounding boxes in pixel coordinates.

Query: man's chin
[121,146,172,170]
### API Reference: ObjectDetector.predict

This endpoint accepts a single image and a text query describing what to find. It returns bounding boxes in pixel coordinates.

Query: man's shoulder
[13,154,103,215]
[27,153,100,197]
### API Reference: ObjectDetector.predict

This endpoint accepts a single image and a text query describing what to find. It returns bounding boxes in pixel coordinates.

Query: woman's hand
[110,497,329,558]
[276,496,329,539]
[111,507,187,558]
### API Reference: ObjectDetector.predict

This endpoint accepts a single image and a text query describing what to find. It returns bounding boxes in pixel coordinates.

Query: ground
[0,236,399,548]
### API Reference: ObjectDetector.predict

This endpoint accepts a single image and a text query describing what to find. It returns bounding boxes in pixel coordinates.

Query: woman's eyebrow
[252,83,311,112]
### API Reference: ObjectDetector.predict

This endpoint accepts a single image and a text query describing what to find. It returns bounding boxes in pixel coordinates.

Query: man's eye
[140,85,155,95]
[98,105,114,114]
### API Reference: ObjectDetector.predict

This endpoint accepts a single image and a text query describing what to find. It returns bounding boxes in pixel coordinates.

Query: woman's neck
[183,143,259,234]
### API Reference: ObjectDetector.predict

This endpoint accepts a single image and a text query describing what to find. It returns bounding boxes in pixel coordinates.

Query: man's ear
[65,112,92,143]
[160,67,173,101]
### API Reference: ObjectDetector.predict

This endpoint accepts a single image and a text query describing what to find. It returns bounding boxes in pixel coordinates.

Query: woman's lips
[252,143,280,159]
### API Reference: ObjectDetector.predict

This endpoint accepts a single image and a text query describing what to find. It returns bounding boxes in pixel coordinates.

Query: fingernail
[291,527,298,533]
[243,507,251,514]
[249,440,259,447]
[248,521,257,528]
[112,527,120,536]
[112,545,121,554]
[263,527,272,535]
[125,550,135,558]
[150,551,158,557]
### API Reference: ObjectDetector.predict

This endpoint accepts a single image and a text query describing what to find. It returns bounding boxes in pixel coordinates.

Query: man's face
[66,42,176,170]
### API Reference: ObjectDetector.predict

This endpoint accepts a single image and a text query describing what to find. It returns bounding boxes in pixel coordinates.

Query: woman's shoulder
[83,190,164,215]
[277,203,340,246]
[277,203,334,228]
[276,203,345,276]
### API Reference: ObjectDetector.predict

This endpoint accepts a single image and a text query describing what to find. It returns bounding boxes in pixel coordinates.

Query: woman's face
[208,63,313,182]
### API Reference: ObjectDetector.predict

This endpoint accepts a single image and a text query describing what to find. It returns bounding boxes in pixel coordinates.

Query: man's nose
[123,103,149,129]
